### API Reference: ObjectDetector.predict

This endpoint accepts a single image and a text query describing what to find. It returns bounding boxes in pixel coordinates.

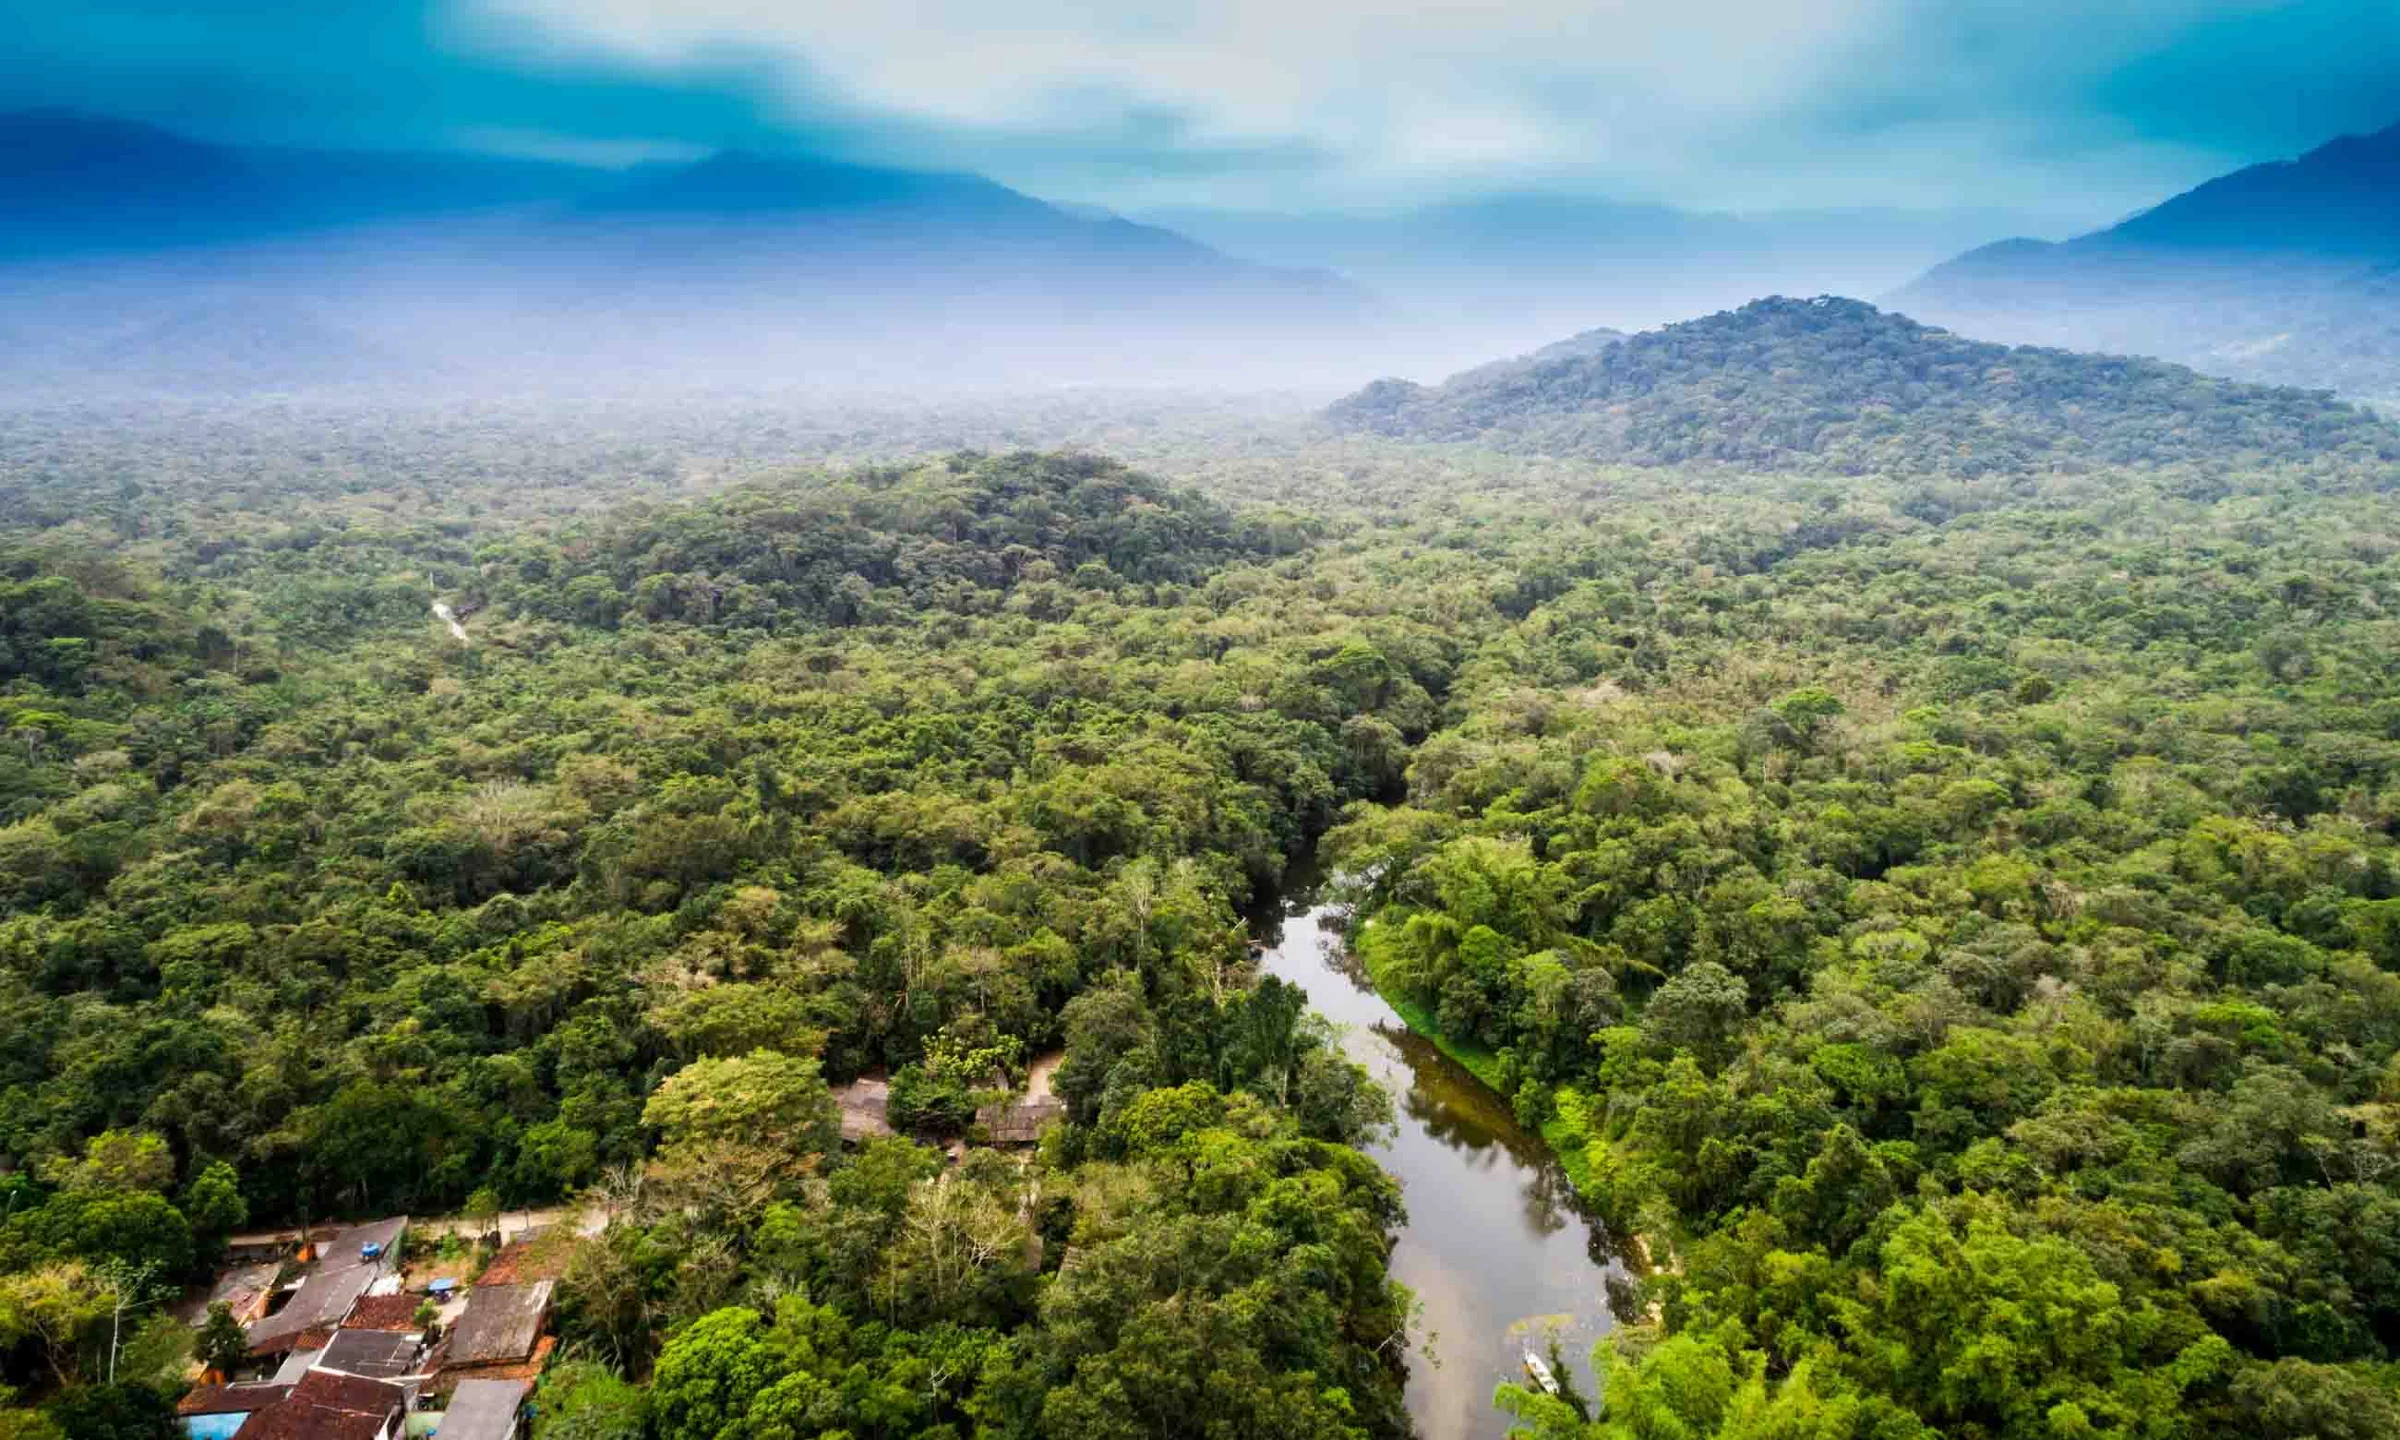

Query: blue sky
[11,1,2398,221]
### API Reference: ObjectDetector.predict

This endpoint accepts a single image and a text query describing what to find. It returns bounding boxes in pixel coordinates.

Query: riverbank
[1351,918,1604,1200]
[1262,896,1619,1439]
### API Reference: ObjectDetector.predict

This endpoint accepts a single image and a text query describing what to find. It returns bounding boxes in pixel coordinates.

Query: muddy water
[1258,895,1616,1440]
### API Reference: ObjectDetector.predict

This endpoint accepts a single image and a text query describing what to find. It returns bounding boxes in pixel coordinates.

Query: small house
[313,1330,427,1382]
[178,1384,291,1440]
[835,1075,893,1142]
[247,1219,409,1358]
[233,1369,409,1440]
[441,1282,553,1371]
[340,1295,426,1333]
[975,1097,1065,1148]
[431,1380,528,1440]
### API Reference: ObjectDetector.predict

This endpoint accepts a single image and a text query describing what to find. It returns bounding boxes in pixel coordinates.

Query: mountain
[1,110,273,256]
[1326,296,2399,475]
[1144,194,2061,363]
[0,112,1377,393]
[1894,122,2400,403]
[0,110,609,258]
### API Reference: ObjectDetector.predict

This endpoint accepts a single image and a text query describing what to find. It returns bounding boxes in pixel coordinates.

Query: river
[1257,889,1618,1440]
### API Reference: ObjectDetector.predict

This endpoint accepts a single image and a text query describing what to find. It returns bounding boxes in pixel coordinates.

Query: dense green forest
[1328,298,2400,477]
[3,357,2400,1440]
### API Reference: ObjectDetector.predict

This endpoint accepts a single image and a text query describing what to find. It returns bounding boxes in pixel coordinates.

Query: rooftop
[976,1097,1065,1145]
[178,1386,292,1418]
[341,1295,426,1333]
[443,1282,553,1368]
[248,1265,379,1354]
[314,1219,409,1274]
[315,1330,426,1381]
[433,1379,527,1440]
[234,1369,406,1440]
[835,1075,892,1142]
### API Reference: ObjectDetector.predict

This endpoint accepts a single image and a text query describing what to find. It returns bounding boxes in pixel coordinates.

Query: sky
[10,0,2399,223]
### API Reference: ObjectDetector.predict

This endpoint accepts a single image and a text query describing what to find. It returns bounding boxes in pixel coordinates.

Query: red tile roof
[178,1386,292,1417]
[233,1370,404,1440]
[340,1295,425,1333]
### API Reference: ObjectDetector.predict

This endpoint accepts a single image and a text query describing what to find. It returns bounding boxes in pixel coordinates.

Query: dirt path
[226,1202,607,1255]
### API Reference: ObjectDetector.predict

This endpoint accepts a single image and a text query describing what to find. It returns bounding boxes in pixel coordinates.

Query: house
[177,1384,291,1440]
[834,1075,893,1142]
[340,1295,426,1333]
[178,1261,282,1328]
[247,1265,378,1357]
[233,1370,409,1440]
[441,1282,553,1371]
[432,1380,528,1440]
[309,1219,409,1273]
[247,1219,409,1357]
[222,1228,310,1265]
[974,1097,1064,1147]
[313,1330,427,1382]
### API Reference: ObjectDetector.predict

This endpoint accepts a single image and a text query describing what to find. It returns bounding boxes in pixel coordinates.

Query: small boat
[1521,1350,1559,1396]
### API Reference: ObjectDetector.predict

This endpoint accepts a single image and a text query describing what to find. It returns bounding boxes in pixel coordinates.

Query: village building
[177,1384,291,1440]
[246,1219,410,1358]
[429,1380,528,1440]
[339,1294,427,1333]
[232,1369,409,1440]
[976,1051,1066,1148]
[179,1261,283,1329]
[834,1074,893,1142]
[439,1281,554,1379]
[312,1330,428,1383]
[974,1096,1065,1147]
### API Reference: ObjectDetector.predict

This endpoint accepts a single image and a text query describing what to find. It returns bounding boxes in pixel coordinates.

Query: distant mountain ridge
[1895,121,2400,402]
[0,110,1375,392]
[1144,194,2061,361]
[1326,296,2399,475]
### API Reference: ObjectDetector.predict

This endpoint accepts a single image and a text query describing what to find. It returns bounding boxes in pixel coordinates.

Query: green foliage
[41,1385,172,1440]
[1330,297,2400,477]
[530,1362,648,1440]
[9,382,2400,1438]
[190,1302,245,1376]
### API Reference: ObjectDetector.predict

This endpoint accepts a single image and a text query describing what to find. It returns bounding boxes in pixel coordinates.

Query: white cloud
[445,0,2387,213]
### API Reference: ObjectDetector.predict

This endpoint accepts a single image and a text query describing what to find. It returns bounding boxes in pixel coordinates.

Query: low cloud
[5,0,2393,217]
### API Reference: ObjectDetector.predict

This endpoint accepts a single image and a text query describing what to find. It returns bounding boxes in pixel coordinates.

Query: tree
[643,1050,839,1159]
[43,1386,173,1440]
[178,1164,248,1245]
[532,1362,649,1440]
[42,1134,173,1196]
[642,1050,840,1222]
[648,1308,776,1440]
[465,1187,504,1244]
[192,1301,248,1377]
[1640,962,1749,1065]
[0,1265,109,1385]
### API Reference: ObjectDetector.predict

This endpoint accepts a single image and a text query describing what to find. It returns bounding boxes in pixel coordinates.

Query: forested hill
[481,451,1308,631]
[1891,121,2400,402]
[1326,297,2400,475]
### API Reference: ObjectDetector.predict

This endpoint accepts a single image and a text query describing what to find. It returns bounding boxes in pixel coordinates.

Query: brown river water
[1257,890,1619,1439]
